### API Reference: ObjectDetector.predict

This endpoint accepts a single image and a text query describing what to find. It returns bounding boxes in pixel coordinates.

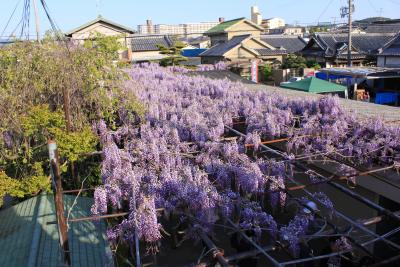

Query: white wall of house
[131,51,166,62]
[71,22,129,41]
[69,22,132,60]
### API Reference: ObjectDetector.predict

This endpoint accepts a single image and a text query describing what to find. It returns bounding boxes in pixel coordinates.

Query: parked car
[280,77,303,86]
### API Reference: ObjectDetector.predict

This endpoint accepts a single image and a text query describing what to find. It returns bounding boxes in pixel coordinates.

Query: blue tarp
[375,92,399,105]
[316,72,352,81]
[181,49,207,57]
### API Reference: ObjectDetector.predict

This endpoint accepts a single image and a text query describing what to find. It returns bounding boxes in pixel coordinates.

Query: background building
[261,18,286,30]
[137,20,220,37]
[201,18,287,64]
[268,25,304,35]
[251,6,262,25]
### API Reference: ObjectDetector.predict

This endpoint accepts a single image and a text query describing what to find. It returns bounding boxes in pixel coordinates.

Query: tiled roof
[130,35,174,51]
[0,194,113,267]
[200,35,251,57]
[256,48,287,56]
[378,33,400,56]
[302,33,396,58]
[205,18,245,35]
[365,23,400,34]
[188,36,210,45]
[65,15,135,36]
[261,35,307,53]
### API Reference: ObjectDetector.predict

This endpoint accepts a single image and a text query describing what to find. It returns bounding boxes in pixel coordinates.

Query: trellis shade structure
[280,77,347,94]
[0,194,113,267]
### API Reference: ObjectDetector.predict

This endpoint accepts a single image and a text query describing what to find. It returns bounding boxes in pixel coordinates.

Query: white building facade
[137,20,219,36]
[251,6,263,25]
[262,18,286,30]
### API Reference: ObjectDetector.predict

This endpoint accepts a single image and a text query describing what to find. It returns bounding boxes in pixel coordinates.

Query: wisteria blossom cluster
[92,63,400,256]
[197,61,228,71]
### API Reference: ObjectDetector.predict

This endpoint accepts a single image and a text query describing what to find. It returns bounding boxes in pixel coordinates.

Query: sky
[1,0,400,38]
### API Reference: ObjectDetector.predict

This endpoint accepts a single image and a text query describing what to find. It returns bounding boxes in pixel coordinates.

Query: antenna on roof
[96,0,102,16]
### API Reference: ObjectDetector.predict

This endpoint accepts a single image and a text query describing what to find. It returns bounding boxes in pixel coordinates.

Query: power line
[0,0,23,39]
[316,0,335,24]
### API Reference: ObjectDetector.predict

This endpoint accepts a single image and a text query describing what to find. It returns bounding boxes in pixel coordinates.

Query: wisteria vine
[92,63,400,258]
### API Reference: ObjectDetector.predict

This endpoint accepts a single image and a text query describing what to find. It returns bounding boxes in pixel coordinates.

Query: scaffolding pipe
[371,254,400,267]
[225,125,400,223]
[280,249,353,266]
[198,232,230,267]
[224,125,400,252]
[226,218,281,267]
[225,245,276,262]
[280,225,400,266]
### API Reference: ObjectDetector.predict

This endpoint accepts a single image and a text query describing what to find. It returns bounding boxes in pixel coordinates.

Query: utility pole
[331,17,337,26]
[32,0,41,42]
[341,0,354,67]
[347,0,353,67]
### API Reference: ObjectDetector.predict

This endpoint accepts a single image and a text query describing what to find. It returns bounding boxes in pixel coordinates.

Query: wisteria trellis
[91,63,400,257]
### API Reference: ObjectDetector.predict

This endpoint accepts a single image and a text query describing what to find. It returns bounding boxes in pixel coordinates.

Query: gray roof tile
[256,48,287,56]
[200,35,251,57]
[261,35,307,53]
[379,34,400,56]
[302,33,396,58]
[130,35,174,52]
[366,23,400,34]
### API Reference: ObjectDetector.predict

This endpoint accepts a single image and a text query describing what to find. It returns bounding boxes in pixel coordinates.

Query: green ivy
[0,162,50,203]
[0,37,145,201]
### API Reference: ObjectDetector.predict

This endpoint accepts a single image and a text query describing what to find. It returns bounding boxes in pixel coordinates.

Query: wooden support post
[353,82,358,100]
[48,141,71,267]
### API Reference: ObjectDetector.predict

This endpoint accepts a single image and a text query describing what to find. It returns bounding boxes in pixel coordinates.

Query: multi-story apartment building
[261,18,286,30]
[137,20,220,37]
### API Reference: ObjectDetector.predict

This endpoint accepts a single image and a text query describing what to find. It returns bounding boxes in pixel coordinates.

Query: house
[65,15,135,48]
[188,36,211,49]
[300,33,396,67]
[261,35,307,53]
[204,18,264,46]
[201,18,287,64]
[377,33,400,67]
[130,35,174,62]
[0,194,113,267]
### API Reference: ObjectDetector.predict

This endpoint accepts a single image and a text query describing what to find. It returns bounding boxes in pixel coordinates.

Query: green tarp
[0,194,113,267]
[280,77,347,94]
